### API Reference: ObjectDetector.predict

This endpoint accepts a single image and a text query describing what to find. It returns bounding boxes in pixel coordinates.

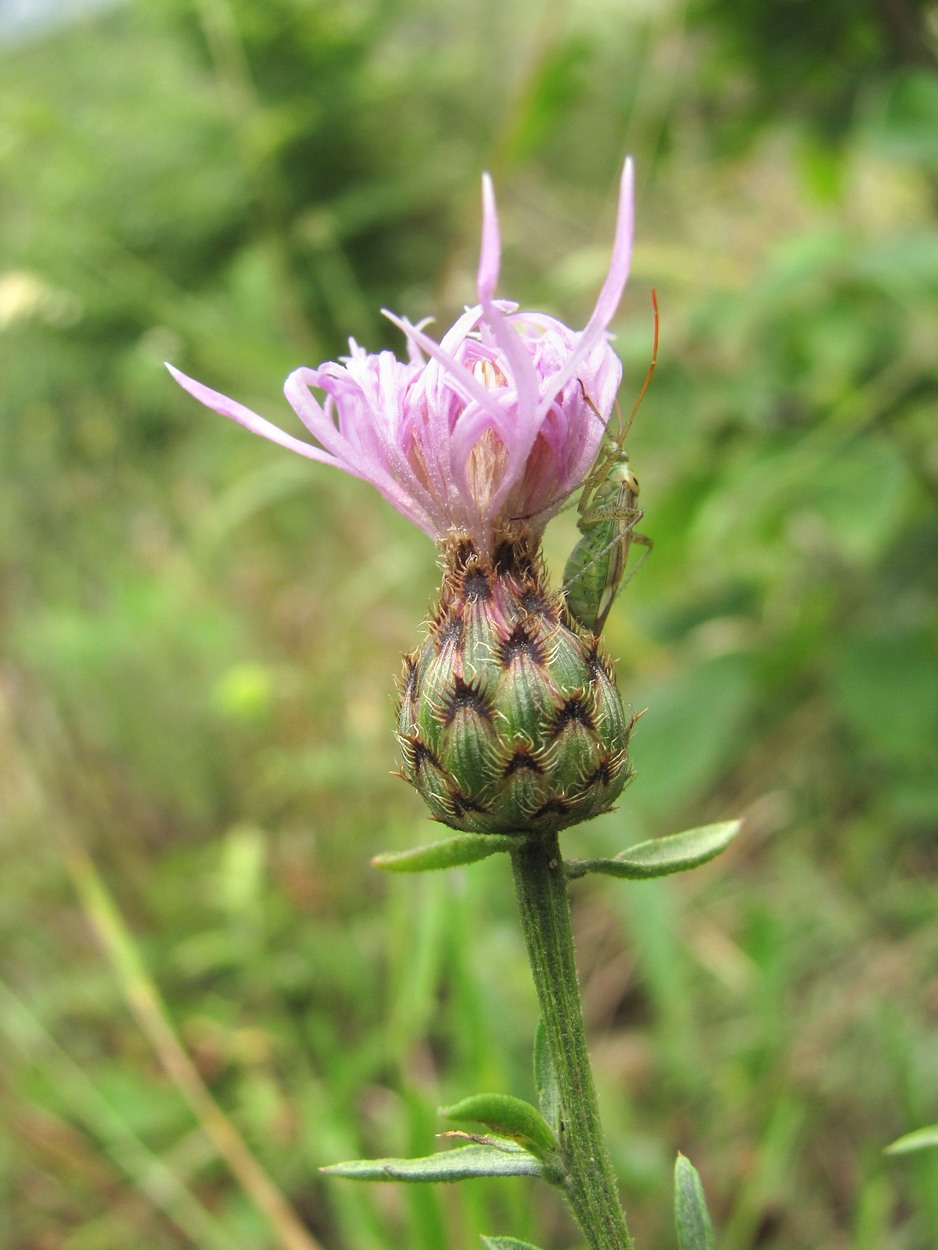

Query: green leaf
[321,1142,547,1182]
[481,1238,546,1249]
[441,1093,558,1160]
[566,820,741,881]
[371,833,519,872]
[885,1124,938,1155]
[674,1154,715,1250]
[533,1020,561,1135]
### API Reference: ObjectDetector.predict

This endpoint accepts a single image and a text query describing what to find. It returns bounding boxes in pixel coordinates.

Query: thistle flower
[169,160,638,836]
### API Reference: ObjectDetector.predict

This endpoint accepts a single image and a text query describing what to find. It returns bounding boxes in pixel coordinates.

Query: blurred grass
[1,0,937,1247]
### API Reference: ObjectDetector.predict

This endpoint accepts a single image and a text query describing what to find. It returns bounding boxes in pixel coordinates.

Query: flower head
[168,160,634,557]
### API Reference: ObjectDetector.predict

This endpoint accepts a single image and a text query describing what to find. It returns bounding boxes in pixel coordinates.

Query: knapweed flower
[169,160,639,836]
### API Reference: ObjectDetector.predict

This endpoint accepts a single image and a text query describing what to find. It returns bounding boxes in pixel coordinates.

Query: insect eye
[613,462,639,493]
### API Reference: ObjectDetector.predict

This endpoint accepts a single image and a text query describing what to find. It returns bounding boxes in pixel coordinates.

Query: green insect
[562,293,658,636]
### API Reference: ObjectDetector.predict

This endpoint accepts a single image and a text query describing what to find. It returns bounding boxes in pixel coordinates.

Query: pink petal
[477,173,500,306]
[474,176,542,482]
[284,366,438,528]
[381,309,505,427]
[166,364,335,464]
[535,157,634,419]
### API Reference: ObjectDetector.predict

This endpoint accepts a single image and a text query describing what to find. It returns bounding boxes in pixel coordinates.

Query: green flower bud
[397,537,634,836]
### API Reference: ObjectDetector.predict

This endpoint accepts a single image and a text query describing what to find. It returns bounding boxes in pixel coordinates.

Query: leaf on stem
[533,1020,561,1135]
[565,820,742,881]
[441,1093,559,1160]
[481,1237,546,1249]
[321,1142,547,1183]
[885,1124,938,1155]
[674,1154,715,1250]
[371,833,520,872]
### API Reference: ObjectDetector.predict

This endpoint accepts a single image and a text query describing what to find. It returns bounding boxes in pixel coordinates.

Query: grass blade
[62,835,323,1250]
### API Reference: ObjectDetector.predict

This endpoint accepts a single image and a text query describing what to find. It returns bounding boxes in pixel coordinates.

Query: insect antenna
[616,286,659,447]
[510,290,659,525]
[583,288,659,458]
[574,288,659,513]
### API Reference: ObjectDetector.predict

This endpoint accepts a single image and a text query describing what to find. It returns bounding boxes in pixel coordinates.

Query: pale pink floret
[167,159,634,555]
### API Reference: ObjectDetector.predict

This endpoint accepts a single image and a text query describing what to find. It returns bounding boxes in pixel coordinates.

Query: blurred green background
[2,0,937,1247]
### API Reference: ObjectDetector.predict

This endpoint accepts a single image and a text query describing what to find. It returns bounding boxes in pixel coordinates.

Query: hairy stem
[511,832,634,1250]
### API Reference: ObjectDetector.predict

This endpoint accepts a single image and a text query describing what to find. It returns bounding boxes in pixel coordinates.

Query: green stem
[511,832,634,1250]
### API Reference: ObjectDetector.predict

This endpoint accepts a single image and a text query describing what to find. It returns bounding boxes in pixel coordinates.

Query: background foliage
[2,0,937,1247]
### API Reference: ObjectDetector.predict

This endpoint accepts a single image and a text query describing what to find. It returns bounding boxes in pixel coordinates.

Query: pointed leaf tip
[441,1093,558,1160]
[885,1124,938,1155]
[674,1154,715,1250]
[566,820,742,881]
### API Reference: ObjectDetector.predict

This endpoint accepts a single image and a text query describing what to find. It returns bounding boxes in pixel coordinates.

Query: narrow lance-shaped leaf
[885,1124,938,1155]
[322,1143,547,1183]
[441,1093,559,1160]
[533,1019,561,1135]
[674,1154,715,1250]
[481,1238,546,1249]
[372,833,519,873]
[566,820,742,881]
